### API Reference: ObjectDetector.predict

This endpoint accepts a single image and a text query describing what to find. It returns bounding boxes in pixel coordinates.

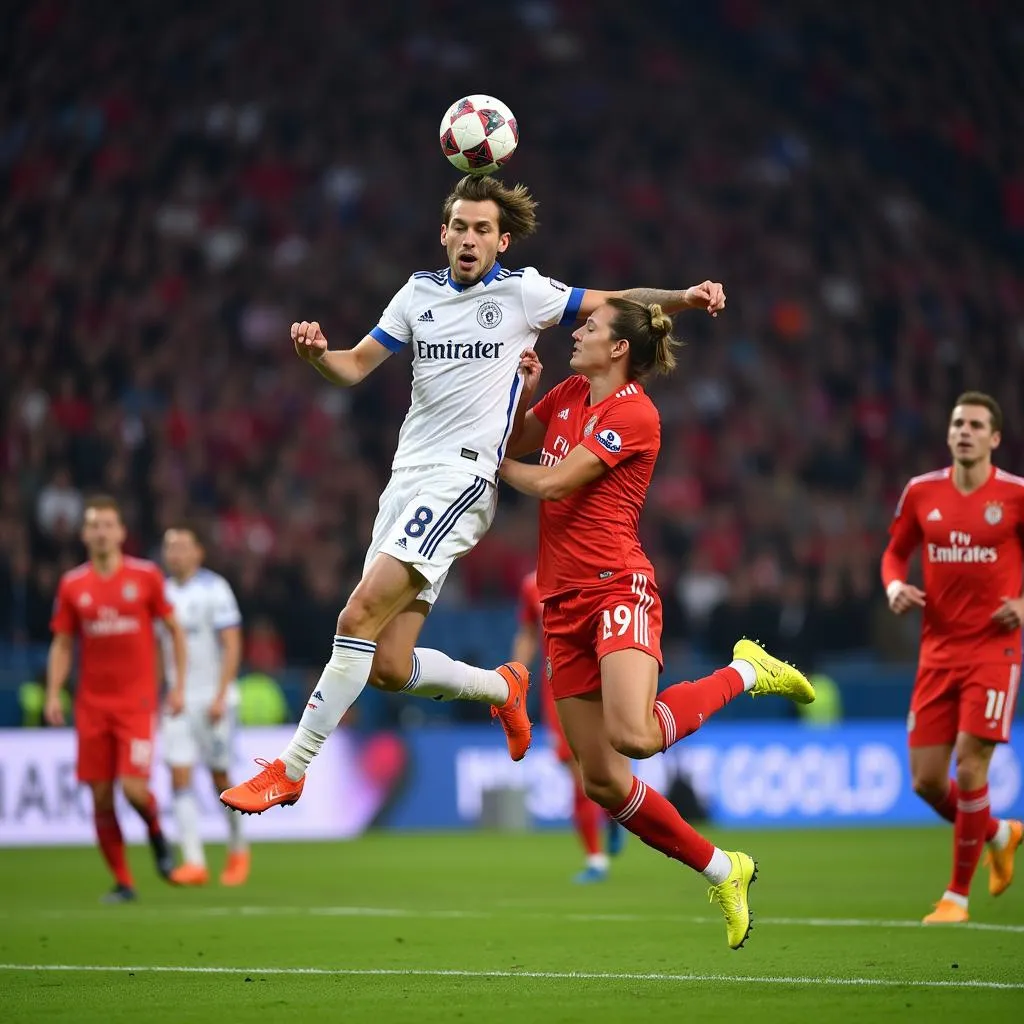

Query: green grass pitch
[1,827,1022,1023]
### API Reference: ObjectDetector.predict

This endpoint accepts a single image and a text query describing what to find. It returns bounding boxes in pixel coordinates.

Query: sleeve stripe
[369,326,406,352]
[559,287,585,326]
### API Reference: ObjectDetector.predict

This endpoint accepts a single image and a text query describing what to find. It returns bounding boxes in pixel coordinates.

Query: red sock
[134,792,163,838]
[949,785,992,896]
[653,667,744,750]
[924,780,999,842]
[95,809,133,888]
[610,776,713,872]
[572,777,602,856]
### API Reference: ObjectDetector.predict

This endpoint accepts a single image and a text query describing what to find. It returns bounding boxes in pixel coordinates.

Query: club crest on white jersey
[370,263,583,479]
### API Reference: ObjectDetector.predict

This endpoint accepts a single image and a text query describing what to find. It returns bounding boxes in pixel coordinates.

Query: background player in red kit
[882,391,1024,923]
[501,295,815,949]
[512,570,624,883]
[45,495,187,902]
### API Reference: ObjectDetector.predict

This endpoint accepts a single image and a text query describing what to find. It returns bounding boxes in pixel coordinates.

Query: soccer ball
[439,95,518,175]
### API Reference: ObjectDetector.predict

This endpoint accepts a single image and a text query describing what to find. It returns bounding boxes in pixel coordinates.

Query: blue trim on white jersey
[414,269,449,286]
[370,326,406,352]
[559,286,586,326]
[495,372,523,466]
[446,261,503,293]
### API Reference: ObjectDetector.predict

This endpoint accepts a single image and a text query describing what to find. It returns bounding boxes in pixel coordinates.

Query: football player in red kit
[45,495,187,902]
[513,570,624,882]
[882,392,1023,923]
[500,293,815,949]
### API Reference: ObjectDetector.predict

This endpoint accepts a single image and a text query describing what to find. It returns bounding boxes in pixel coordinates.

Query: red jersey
[881,466,1024,666]
[519,571,542,627]
[531,374,659,600]
[50,557,173,707]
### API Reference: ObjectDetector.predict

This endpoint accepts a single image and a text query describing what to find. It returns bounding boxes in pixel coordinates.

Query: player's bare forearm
[500,445,605,501]
[45,635,73,699]
[312,350,367,387]
[216,626,242,702]
[166,619,188,694]
[618,288,694,314]
[511,626,539,667]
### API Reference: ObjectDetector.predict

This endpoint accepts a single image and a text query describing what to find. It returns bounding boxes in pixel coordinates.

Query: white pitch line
[0,964,1021,990]
[7,905,1024,934]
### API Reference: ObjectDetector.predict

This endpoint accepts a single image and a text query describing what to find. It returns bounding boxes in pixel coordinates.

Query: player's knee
[954,754,990,791]
[367,653,410,693]
[90,785,115,813]
[911,773,947,805]
[579,770,630,810]
[606,723,659,760]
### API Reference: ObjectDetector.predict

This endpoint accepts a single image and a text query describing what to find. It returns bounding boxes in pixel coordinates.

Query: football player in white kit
[160,525,249,884]
[222,174,725,815]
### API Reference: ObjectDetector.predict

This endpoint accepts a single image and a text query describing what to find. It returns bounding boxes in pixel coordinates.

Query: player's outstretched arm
[574,281,726,321]
[500,444,606,501]
[292,321,393,387]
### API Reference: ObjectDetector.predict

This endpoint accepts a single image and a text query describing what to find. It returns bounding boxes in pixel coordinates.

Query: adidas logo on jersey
[417,310,435,322]
[395,536,408,549]
[927,508,943,521]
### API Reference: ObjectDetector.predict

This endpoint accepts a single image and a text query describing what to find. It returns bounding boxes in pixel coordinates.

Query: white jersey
[161,569,242,710]
[370,263,584,480]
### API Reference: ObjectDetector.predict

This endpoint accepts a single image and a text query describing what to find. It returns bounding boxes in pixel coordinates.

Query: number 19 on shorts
[602,605,632,639]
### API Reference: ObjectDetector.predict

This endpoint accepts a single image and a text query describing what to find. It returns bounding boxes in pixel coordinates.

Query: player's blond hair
[606,298,681,380]
[441,175,538,244]
[953,391,1003,433]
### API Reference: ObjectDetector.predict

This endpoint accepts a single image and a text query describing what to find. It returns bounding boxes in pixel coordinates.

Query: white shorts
[363,465,497,604]
[161,706,235,771]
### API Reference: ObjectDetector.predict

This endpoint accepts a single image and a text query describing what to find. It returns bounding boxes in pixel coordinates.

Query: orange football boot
[985,819,1023,896]
[491,662,532,761]
[169,863,209,886]
[922,898,969,924]
[220,850,251,887]
[220,758,305,815]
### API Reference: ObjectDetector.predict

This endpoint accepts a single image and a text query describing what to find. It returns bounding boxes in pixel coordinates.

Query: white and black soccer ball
[439,95,518,175]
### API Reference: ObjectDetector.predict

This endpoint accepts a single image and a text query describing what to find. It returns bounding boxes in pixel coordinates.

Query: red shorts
[908,663,1020,747]
[76,705,155,782]
[542,573,663,701]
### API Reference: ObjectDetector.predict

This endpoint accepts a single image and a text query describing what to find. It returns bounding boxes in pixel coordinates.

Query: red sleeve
[881,481,922,588]
[531,377,574,427]
[518,573,540,627]
[148,566,174,618]
[49,576,78,636]
[581,398,659,468]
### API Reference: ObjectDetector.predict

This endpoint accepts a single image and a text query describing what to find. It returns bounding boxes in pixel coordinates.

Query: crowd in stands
[2,0,1022,679]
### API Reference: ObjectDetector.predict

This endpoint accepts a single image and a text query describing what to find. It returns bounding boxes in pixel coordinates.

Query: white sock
[701,847,733,884]
[941,889,969,909]
[729,660,757,692]
[400,647,510,706]
[990,819,1011,850]
[280,635,375,781]
[223,804,246,853]
[172,788,205,867]
[586,853,610,871]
